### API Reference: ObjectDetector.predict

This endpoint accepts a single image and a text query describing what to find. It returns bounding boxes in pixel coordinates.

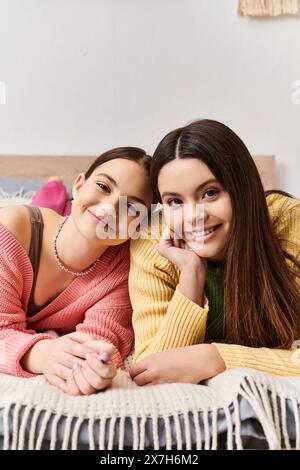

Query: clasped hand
[24,331,117,395]
[129,344,226,386]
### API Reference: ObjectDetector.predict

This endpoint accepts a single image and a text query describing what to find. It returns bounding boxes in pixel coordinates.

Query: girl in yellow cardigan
[129,119,300,385]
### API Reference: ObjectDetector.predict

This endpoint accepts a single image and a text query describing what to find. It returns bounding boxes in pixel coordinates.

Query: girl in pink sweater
[0,147,152,395]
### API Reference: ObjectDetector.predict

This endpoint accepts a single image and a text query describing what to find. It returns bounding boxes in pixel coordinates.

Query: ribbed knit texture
[0,224,133,377]
[129,194,300,376]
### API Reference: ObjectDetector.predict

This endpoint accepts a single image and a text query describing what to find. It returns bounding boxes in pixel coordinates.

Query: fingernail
[72,362,78,370]
[85,352,91,360]
[99,351,110,363]
[68,368,73,377]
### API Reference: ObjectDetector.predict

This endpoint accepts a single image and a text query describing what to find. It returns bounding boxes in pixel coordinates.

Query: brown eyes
[96,183,139,216]
[166,189,220,207]
[203,189,219,199]
[96,183,110,193]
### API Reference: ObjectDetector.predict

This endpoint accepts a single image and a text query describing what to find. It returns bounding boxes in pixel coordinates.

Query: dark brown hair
[85,146,151,179]
[151,119,300,349]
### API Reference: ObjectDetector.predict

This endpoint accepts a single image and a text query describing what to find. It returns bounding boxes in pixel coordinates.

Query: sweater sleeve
[213,343,300,376]
[0,253,52,378]
[129,237,209,363]
[214,195,300,376]
[76,244,133,368]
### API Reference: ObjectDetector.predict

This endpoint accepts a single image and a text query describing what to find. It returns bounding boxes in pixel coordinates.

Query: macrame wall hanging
[238,0,300,16]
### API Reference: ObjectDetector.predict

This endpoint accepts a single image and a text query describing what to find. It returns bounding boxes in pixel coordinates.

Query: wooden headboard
[0,154,276,189]
[0,156,95,186]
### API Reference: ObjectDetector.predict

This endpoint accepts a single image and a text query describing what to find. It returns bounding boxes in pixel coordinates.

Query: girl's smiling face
[158,157,233,262]
[72,158,152,245]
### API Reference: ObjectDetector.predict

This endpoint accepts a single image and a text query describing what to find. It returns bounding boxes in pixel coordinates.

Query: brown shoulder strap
[25,205,44,315]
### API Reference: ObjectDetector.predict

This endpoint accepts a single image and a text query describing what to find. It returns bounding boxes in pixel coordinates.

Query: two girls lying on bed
[0,120,299,395]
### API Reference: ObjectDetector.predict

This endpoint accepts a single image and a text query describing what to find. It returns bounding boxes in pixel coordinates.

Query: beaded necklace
[52,216,101,276]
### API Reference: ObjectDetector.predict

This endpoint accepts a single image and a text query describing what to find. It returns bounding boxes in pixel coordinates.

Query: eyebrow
[161,178,219,199]
[96,173,147,206]
[96,173,117,186]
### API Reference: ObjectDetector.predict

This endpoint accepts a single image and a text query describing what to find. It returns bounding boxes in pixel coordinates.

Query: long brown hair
[151,119,300,349]
[84,146,151,179]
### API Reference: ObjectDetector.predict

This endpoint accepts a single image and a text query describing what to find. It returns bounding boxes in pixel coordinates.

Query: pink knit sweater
[0,224,133,378]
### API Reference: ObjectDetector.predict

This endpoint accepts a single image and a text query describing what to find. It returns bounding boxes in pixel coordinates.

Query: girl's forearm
[178,265,206,307]
[21,339,51,374]
[191,343,226,380]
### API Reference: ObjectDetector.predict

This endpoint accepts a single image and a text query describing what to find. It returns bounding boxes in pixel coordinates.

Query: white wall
[0,0,299,196]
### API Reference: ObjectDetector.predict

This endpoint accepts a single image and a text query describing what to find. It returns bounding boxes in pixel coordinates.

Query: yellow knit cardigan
[129,193,300,376]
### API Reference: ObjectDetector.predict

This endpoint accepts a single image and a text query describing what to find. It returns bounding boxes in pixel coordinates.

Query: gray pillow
[0,177,44,193]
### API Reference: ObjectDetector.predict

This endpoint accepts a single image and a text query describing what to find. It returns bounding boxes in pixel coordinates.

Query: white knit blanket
[0,368,300,450]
